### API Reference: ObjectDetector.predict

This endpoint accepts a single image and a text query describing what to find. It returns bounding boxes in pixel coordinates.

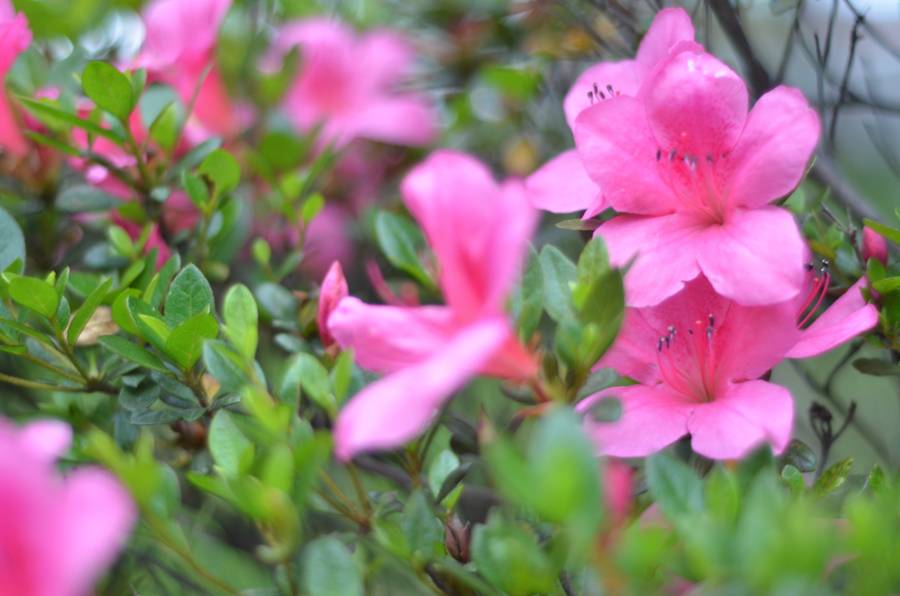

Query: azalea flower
[135,0,238,138]
[328,150,537,460]
[0,418,135,595]
[0,1,31,156]
[269,18,438,148]
[526,8,696,216]
[577,269,878,459]
[574,45,820,307]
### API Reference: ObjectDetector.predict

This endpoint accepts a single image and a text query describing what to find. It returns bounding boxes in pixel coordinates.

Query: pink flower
[301,204,355,280]
[526,8,696,215]
[328,151,537,459]
[603,461,633,525]
[577,271,878,460]
[0,418,135,595]
[136,0,237,138]
[318,261,348,348]
[0,3,31,156]
[862,226,888,265]
[269,18,438,148]
[574,45,820,307]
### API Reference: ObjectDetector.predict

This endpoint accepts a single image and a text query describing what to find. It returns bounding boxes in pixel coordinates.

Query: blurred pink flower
[862,226,888,265]
[526,8,696,216]
[301,204,355,280]
[575,46,820,307]
[603,461,634,525]
[136,0,238,138]
[317,261,348,349]
[269,18,438,147]
[0,3,31,156]
[0,417,135,595]
[329,150,537,460]
[578,271,877,460]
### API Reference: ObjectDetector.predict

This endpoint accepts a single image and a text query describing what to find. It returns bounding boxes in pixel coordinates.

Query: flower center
[655,314,719,402]
[797,259,831,328]
[655,147,731,224]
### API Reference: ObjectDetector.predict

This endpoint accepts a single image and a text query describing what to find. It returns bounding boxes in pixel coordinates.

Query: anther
[657,337,664,352]
[656,149,662,161]
[707,314,715,328]
[705,154,713,164]
[606,84,614,94]
[669,149,677,162]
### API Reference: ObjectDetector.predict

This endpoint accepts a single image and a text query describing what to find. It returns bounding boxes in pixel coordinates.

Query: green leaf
[645,453,704,520]
[872,276,900,294]
[181,171,210,210]
[510,247,543,341]
[812,457,853,497]
[852,358,900,376]
[17,97,126,143]
[202,340,250,393]
[223,284,258,359]
[164,313,219,369]
[780,439,818,473]
[330,349,354,404]
[165,265,214,326]
[400,491,443,559]
[281,353,335,415]
[0,207,25,272]
[538,245,576,322]
[374,210,433,287]
[300,193,324,224]
[67,278,113,345]
[428,449,460,496]
[99,335,168,372]
[82,61,134,122]
[9,277,59,318]
[471,513,557,596]
[300,537,364,596]
[198,149,241,195]
[148,101,180,151]
[208,410,254,479]
[56,185,120,213]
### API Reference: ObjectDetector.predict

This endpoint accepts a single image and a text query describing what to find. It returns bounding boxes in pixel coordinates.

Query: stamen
[656,149,662,161]
[797,260,832,328]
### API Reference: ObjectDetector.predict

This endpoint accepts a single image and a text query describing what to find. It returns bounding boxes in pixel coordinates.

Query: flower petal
[697,206,805,305]
[596,212,704,307]
[18,420,72,463]
[563,60,640,131]
[357,30,415,90]
[402,150,536,315]
[56,469,135,595]
[725,86,820,209]
[596,308,663,385]
[644,49,748,156]
[352,95,438,146]
[334,317,508,460]
[788,279,879,358]
[574,96,679,215]
[578,384,692,457]
[328,297,456,374]
[688,380,793,459]
[635,8,695,76]
[526,149,601,214]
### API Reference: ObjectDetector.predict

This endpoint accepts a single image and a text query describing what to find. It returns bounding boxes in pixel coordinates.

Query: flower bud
[317,261,348,348]
[862,226,888,265]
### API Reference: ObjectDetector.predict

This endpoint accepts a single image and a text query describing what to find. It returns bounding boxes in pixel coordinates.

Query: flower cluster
[326,8,877,461]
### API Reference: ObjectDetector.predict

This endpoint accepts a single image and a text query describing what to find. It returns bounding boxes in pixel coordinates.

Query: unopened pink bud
[862,226,888,265]
[317,261,348,348]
